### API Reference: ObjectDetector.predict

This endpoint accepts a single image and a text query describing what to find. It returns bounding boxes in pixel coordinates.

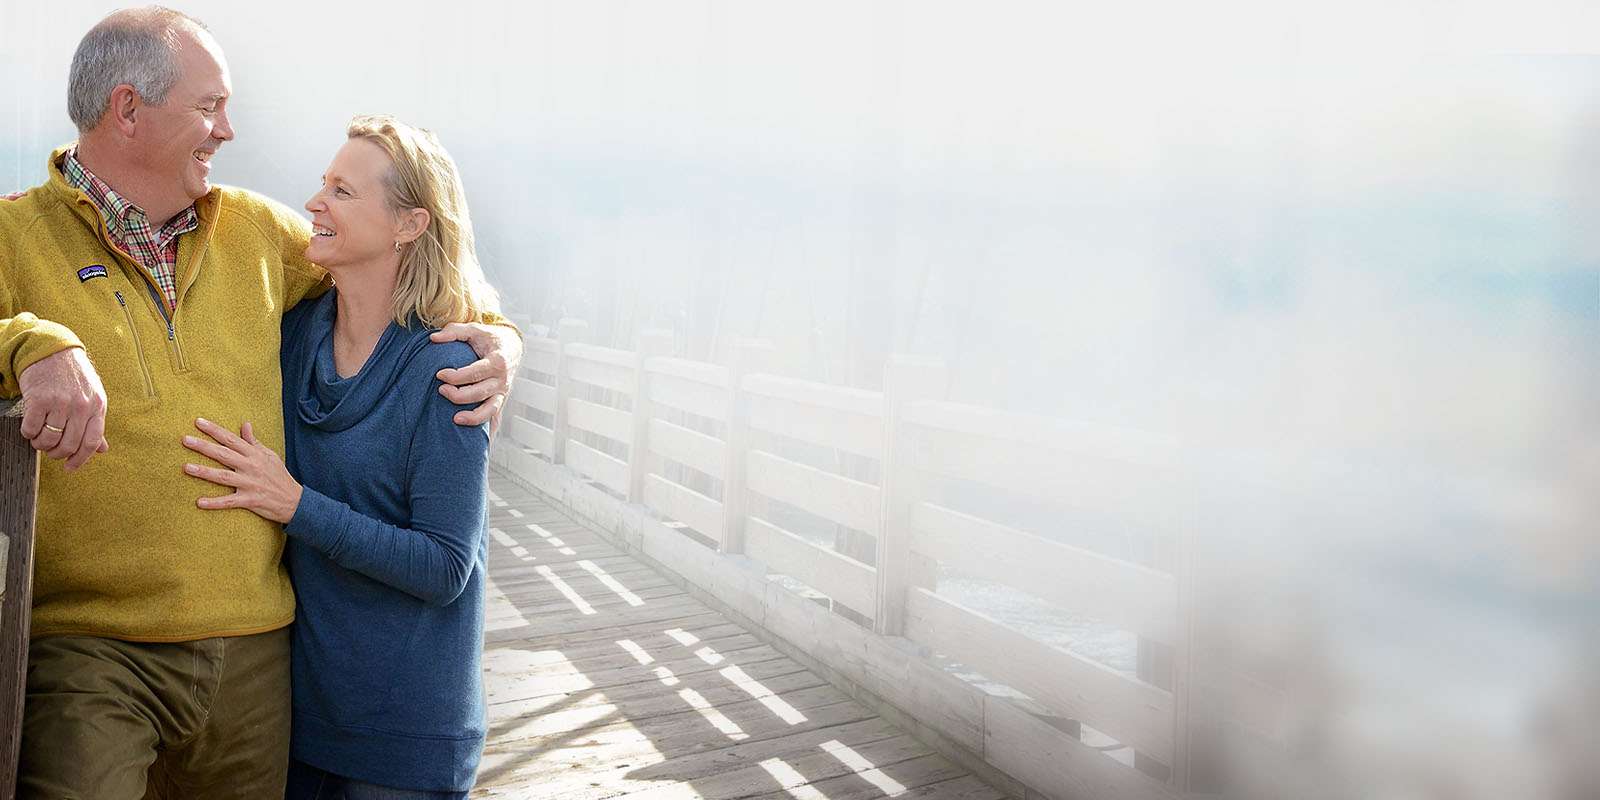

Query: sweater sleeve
[250,189,332,309]
[284,370,490,607]
[0,268,85,398]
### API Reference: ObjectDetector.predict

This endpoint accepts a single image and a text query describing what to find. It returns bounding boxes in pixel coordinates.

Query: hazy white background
[4,1,1597,796]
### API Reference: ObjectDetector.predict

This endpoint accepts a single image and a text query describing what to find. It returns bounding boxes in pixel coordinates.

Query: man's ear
[397,207,431,245]
[105,84,141,137]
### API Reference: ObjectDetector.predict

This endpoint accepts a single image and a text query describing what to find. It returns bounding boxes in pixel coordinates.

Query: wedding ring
[43,423,65,433]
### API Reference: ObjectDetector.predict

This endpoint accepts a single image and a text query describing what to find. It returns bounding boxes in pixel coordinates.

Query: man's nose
[213,108,235,142]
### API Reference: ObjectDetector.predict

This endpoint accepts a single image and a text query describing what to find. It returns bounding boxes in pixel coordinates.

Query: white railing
[492,321,1223,800]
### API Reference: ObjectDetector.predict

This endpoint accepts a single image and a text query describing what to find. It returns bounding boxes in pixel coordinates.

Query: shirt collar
[60,147,200,244]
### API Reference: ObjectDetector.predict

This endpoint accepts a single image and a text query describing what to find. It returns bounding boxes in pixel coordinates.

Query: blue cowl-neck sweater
[280,291,488,792]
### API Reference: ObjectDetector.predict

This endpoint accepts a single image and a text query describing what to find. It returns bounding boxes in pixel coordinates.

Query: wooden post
[718,339,776,554]
[873,356,947,636]
[834,452,876,568]
[1168,526,1199,792]
[627,330,675,504]
[1137,529,1179,783]
[551,318,588,466]
[1,399,40,796]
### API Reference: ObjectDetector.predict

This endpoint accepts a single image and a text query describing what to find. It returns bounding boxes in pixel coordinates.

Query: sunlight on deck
[472,471,1007,800]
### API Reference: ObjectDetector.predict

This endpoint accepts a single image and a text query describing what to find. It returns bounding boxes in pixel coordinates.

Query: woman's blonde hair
[346,114,501,328]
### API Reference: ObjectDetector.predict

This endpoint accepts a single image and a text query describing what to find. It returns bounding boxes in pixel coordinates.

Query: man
[0,7,521,797]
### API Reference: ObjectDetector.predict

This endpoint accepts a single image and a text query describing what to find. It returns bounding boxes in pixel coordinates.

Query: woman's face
[303,138,403,268]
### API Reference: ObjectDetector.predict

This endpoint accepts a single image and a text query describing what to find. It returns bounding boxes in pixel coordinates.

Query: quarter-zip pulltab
[139,280,186,367]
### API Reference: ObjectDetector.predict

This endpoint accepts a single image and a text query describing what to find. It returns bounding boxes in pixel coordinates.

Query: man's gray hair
[67,6,208,132]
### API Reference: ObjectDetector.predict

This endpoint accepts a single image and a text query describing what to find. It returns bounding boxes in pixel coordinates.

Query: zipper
[140,280,187,370]
[115,291,158,398]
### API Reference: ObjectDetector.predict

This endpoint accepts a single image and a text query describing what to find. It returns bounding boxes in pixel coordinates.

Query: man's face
[137,29,234,208]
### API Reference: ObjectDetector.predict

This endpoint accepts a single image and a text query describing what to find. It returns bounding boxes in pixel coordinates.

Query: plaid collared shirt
[60,148,199,313]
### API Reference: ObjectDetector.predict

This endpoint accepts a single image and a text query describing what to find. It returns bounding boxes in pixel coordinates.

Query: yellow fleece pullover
[0,147,329,641]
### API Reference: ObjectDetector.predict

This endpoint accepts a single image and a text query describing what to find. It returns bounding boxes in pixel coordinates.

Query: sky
[3,2,1598,795]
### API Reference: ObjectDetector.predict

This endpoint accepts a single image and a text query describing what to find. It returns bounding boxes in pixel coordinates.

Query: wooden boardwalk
[473,468,1006,800]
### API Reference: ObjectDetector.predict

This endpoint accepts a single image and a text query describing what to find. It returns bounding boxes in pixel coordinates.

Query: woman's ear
[396,207,431,245]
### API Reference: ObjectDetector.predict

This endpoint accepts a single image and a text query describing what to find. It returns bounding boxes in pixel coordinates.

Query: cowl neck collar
[293,290,432,432]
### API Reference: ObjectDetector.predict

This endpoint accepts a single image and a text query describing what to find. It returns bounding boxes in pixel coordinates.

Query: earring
[394,241,402,253]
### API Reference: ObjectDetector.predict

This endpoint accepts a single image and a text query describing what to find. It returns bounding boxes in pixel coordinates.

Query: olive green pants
[18,628,291,800]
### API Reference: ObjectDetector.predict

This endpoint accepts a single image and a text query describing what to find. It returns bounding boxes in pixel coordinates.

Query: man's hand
[18,347,109,470]
[431,321,522,430]
[2,190,26,201]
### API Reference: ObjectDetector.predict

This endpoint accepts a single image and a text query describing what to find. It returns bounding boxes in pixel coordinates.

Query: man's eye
[335,187,350,197]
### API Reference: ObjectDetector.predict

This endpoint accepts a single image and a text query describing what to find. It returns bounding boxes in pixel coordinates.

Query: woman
[182,115,499,799]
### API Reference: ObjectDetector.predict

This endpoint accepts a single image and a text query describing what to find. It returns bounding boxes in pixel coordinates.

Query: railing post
[551,318,588,466]
[627,330,675,504]
[1169,526,1199,793]
[873,356,947,636]
[719,339,776,555]
[1138,508,1194,785]
[2,399,41,796]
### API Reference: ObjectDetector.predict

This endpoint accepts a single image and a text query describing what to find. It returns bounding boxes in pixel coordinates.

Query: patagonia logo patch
[78,265,108,282]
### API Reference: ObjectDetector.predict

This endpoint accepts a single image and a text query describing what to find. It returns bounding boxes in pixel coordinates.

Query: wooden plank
[912,502,1178,645]
[478,709,898,800]
[563,342,638,369]
[486,564,672,599]
[483,607,731,653]
[607,733,935,800]
[984,695,1177,800]
[527,339,559,376]
[567,398,633,444]
[568,355,637,394]
[903,423,1178,530]
[742,372,883,417]
[565,438,629,495]
[508,415,554,454]
[746,449,880,535]
[745,392,884,460]
[485,672,833,757]
[489,678,843,751]
[484,593,709,646]
[486,643,790,707]
[745,516,876,617]
[482,624,773,685]
[648,371,729,422]
[645,356,729,389]
[905,588,1175,764]
[643,474,724,537]
[1,402,39,793]
[484,580,685,623]
[648,417,726,478]
[745,769,1003,800]
[514,377,557,415]
[904,399,1176,463]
